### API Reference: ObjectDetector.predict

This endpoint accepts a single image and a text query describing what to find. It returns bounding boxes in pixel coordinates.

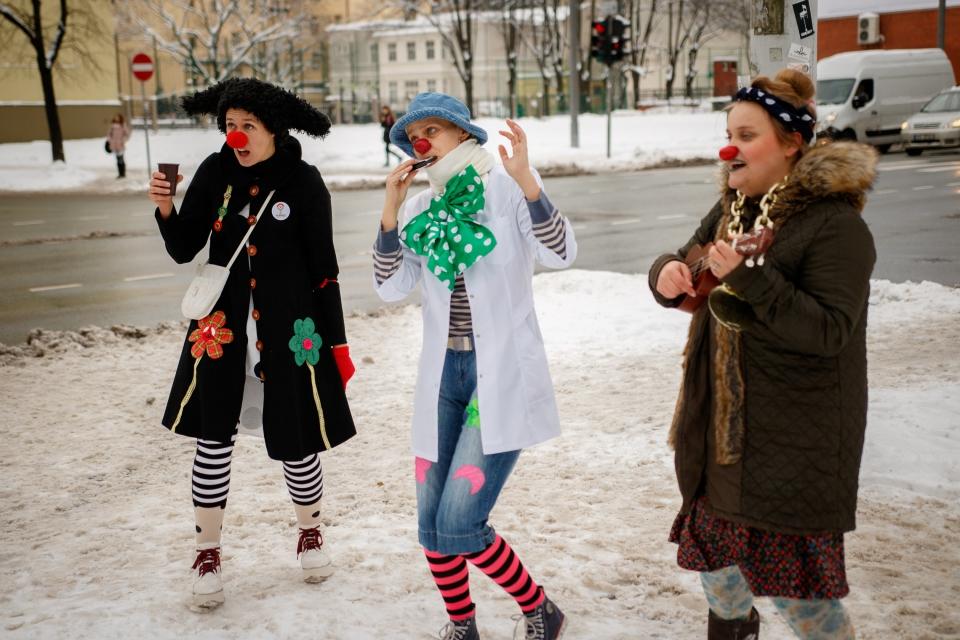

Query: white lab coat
[375,166,577,461]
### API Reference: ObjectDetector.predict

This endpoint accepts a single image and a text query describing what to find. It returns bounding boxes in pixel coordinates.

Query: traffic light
[590,16,630,65]
[608,15,629,63]
[590,19,606,63]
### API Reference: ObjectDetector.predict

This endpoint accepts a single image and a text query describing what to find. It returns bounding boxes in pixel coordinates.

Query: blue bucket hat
[389,92,488,157]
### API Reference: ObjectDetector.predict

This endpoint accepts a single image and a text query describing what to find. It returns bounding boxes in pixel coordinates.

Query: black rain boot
[117,155,126,178]
[708,607,759,640]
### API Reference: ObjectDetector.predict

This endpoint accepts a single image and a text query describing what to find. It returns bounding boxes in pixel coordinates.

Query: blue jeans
[416,349,521,555]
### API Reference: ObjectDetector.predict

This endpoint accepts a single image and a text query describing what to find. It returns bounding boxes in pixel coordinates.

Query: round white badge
[271,201,291,221]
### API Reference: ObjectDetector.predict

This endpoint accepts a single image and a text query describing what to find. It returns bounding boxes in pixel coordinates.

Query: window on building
[370,43,378,63]
[389,82,398,103]
[405,80,419,99]
[407,42,416,61]
[426,79,437,92]
[311,51,323,70]
[388,43,397,62]
[426,41,435,60]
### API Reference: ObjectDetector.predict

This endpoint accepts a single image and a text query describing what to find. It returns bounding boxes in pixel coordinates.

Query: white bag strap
[224,189,276,270]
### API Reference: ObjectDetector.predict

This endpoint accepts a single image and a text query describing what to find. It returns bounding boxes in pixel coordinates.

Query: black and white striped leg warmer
[191,433,237,508]
[282,453,324,506]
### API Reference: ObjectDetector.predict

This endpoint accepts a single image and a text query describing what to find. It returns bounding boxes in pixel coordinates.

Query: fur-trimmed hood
[719,141,879,223]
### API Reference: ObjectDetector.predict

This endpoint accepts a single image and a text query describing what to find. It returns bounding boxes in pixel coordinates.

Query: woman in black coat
[148,78,356,611]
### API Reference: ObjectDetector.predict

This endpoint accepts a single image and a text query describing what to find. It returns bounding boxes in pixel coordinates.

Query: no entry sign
[131,53,154,82]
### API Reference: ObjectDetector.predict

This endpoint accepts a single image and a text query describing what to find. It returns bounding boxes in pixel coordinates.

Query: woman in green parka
[148,78,356,611]
[649,69,877,639]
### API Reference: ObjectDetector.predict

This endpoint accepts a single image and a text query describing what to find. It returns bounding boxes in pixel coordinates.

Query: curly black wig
[181,77,331,139]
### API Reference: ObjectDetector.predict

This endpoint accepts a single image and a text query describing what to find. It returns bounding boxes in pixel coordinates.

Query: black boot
[708,607,759,640]
[117,154,126,178]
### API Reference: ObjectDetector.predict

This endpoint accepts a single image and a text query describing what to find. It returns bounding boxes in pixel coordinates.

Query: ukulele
[677,226,775,313]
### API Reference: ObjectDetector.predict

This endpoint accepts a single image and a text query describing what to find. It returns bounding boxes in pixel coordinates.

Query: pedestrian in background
[107,113,131,178]
[380,105,403,167]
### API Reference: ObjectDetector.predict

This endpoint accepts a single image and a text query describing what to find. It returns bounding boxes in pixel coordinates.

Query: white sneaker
[297,526,334,583]
[190,543,225,612]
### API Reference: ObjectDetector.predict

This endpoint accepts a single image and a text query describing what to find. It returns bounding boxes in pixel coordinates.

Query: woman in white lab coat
[373,92,575,640]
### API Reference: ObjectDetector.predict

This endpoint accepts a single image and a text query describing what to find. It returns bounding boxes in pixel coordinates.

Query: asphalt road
[1,150,958,345]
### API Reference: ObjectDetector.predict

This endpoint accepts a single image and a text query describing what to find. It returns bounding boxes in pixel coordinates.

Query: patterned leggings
[701,565,855,640]
[191,432,324,508]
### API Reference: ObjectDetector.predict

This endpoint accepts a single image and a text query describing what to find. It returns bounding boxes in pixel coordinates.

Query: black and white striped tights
[192,433,324,546]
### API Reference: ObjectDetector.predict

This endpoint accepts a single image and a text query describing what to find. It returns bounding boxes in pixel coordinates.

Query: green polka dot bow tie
[401,164,497,290]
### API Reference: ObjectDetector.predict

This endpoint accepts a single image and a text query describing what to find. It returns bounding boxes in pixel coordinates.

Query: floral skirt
[669,496,849,599]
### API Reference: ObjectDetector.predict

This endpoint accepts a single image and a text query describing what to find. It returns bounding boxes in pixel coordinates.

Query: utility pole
[938,0,946,50]
[569,0,580,148]
[748,0,818,85]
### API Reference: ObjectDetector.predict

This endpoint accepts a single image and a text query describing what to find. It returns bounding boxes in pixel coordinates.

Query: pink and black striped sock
[424,549,476,621]
[465,534,545,613]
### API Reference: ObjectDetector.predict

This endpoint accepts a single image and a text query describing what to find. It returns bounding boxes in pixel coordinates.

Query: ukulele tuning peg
[757,254,766,266]
[746,257,755,268]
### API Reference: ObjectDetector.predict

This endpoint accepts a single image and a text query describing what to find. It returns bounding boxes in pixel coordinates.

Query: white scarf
[425,139,495,194]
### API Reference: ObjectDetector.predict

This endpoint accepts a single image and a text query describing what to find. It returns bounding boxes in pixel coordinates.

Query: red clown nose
[718,145,739,162]
[412,138,432,155]
[226,131,249,149]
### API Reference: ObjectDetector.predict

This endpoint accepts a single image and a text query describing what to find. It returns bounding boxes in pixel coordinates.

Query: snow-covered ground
[0,108,725,194]
[1,271,958,639]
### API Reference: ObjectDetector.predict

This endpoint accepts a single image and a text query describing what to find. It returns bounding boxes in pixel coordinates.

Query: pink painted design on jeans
[415,457,432,484]
[453,464,486,495]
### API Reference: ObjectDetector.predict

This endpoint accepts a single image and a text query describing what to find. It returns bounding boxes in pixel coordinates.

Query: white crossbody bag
[181,189,275,320]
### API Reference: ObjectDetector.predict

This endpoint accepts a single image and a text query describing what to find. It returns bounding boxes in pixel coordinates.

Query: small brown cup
[158,163,180,196]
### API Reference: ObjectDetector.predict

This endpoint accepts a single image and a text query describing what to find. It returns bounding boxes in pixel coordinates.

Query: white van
[816,49,956,153]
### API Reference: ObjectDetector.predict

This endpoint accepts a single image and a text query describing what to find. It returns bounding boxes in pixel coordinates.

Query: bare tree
[683,0,712,99]
[543,0,566,112]
[1,0,102,162]
[519,4,556,116]
[578,0,597,112]
[120,0,305,89]
[492,0,526,117]
[398,0,478,114]
[624,0,659,108]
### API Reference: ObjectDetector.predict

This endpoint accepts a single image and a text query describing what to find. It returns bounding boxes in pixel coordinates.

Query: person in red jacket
[147,78,356,612]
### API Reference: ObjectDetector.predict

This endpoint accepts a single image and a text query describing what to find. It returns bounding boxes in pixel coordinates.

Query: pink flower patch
[453,465,485,495]
[415,457,432,484]
[302,338,313,351]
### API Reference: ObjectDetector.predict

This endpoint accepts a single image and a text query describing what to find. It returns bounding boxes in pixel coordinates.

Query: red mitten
[332,345,355,390]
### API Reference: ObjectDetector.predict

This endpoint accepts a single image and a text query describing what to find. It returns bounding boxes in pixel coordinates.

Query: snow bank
[1,271,957,639]
[0,110,726,194]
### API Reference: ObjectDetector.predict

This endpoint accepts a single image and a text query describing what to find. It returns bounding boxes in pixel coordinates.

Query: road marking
[13,220,45,226]
[873,189,898,195]
[123,272,174,282]
[912,185,934,191]
[77,215,109,221]
[948,181,960,187]
[572,223,588,230]
[877,161,926,172]
[130,212,152,217]
[657,214,688,220]
[917,164,960,173]
[29,283,82,292]
[611,218,643,226]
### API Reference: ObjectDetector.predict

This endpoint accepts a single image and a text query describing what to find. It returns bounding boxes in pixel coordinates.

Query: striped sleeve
[527,190,567,259]
[373,226,403,285]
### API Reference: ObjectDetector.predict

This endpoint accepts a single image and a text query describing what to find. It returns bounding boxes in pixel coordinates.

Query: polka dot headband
[735,86,816,143]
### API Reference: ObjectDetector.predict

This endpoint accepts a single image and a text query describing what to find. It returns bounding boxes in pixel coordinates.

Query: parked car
[901,87,960,156]
[816,49,955,153]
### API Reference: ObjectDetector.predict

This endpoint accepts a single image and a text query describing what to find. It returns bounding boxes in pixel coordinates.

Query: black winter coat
[155,137,356,460]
